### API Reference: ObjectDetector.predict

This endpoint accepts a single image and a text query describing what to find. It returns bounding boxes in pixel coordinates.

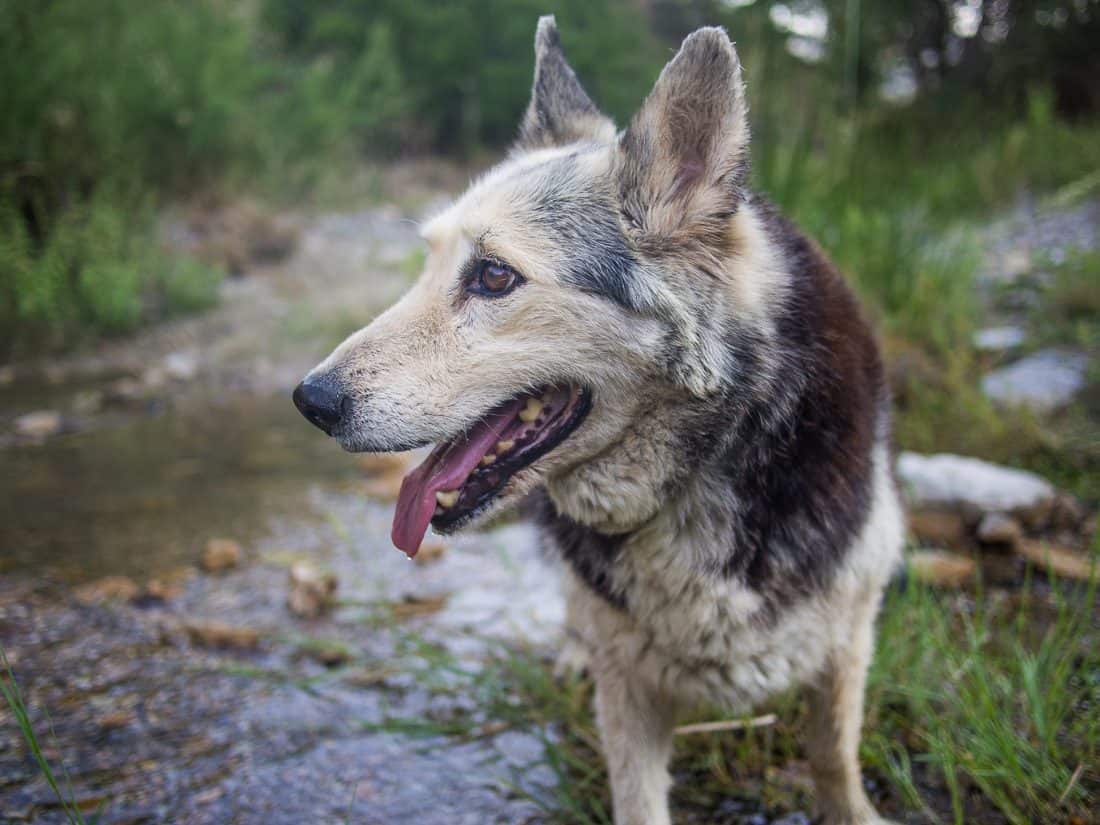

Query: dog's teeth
[519,398,542,422]
[496,439,515,453]
[435,490,459,508]
[480,453,496,467]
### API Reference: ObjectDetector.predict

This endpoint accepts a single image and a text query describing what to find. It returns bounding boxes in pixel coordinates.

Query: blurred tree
[262,0,664,151]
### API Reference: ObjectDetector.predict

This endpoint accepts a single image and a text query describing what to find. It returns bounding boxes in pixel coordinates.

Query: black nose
[293,377,346,435]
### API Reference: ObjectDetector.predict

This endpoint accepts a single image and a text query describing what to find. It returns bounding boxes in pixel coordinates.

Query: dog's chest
[570,522,836,709]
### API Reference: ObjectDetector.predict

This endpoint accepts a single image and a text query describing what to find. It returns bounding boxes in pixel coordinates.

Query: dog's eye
[469,260,522,297]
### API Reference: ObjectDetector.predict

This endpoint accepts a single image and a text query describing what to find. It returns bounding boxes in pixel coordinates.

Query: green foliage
[0,191,223,353]
[866,578,1099,824]
[262,0,662,151]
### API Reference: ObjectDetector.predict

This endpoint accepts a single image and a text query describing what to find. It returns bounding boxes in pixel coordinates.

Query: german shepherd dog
[294,16,903,825]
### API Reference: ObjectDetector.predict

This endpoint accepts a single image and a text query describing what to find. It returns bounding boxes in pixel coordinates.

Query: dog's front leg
[594,666,675,825]
[804,597,896,825]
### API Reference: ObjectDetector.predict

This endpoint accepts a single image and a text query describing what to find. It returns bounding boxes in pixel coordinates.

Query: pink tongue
[391,399,524,557]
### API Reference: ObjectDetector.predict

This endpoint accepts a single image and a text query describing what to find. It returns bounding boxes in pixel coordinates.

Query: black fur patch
[710,197,885,615]
[528,490,628,610]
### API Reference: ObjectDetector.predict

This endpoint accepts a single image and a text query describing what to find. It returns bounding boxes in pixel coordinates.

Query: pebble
[976,513,1023,547]
[14,409,62,440]
[973,325,1026,352]
[287,561,338,619]
[163,351,200,382]
[184,620,261,650]
[73,575,140,604]
[200,538,243,573]
[981,349,1088,412]
[907,550,977,588]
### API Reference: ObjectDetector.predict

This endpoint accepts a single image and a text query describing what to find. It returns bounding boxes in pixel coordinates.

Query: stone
[907,550,977,587]
[980,349,1088,412]
[357,452,411,476]
[773,815,812,825]
[162,351,199,382]
[105,376,147,406]
[389,593,448,619]
[976,513,1024,548]
[1018,539,1097,581]
[973,326,1026,352]
[363,474,404,501]
[14,410,62,440]
[184,621,261,650]
[413,541,447,565]
[200,538,243,573]
[908,509,970,549]
[71,389,104,416]
[287,561,338,619]
[897,452,1055,525]
[73,575,140,604]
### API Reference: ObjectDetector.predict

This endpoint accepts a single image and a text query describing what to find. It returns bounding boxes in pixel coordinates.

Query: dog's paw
[553,635,592,680]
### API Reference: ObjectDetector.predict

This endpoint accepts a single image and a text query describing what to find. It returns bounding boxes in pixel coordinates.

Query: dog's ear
[616,27,748,260]
[515,16,615,151]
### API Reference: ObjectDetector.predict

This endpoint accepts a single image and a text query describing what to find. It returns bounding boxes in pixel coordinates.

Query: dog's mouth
[391,385,591,556]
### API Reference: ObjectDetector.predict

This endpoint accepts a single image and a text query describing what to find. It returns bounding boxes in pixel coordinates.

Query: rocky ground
[0,184,1096,824]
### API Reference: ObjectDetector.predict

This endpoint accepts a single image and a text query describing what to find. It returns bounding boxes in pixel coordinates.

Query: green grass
[351,575,1098,824]
[0,646,97,825]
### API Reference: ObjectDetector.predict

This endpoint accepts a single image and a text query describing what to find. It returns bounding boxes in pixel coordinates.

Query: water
[1,392,358,582]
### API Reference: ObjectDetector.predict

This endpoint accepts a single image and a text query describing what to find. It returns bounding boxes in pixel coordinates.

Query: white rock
[14,410,62,439]
[162,350,199,382]
[973,326,1026,352]
[981,349,1087,411]
[897,452,1055,520]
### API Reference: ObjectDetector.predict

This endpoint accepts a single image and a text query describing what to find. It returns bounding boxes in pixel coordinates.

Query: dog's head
[295,17,774,555]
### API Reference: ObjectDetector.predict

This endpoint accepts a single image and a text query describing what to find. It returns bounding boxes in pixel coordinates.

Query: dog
[294,16,903,825]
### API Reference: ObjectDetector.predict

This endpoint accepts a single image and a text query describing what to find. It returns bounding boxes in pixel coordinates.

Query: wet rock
[357,452,412,476]
[184,620,261,650]
[135,576,185,606]
[73,575,140,603]
[98,711,134,730]
[71,389,104,416]
[897,452,1055,526]
[1018,539,1096,581]
[105,376,148,406]
[907,550,977,587]
[389,593,449,619]
[976,513,1023,548]
[773,814,812,825]
[287,561,338,619]
[908,509,970,550]
[413,541,448,565]
[201,538,243,573]
[14,409,63,440]
[163,350,200,382]
[980,349,1088,412]
[363,473,404,501]
[973,325,1026,352]
[299,639,353,668]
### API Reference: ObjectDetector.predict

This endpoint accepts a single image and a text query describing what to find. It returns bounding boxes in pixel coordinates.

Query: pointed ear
[515,16,616,151]
[616,27,749,258]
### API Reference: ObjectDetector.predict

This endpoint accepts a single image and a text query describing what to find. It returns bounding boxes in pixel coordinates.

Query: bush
[262,0,662,151]
[0,191,223,353]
